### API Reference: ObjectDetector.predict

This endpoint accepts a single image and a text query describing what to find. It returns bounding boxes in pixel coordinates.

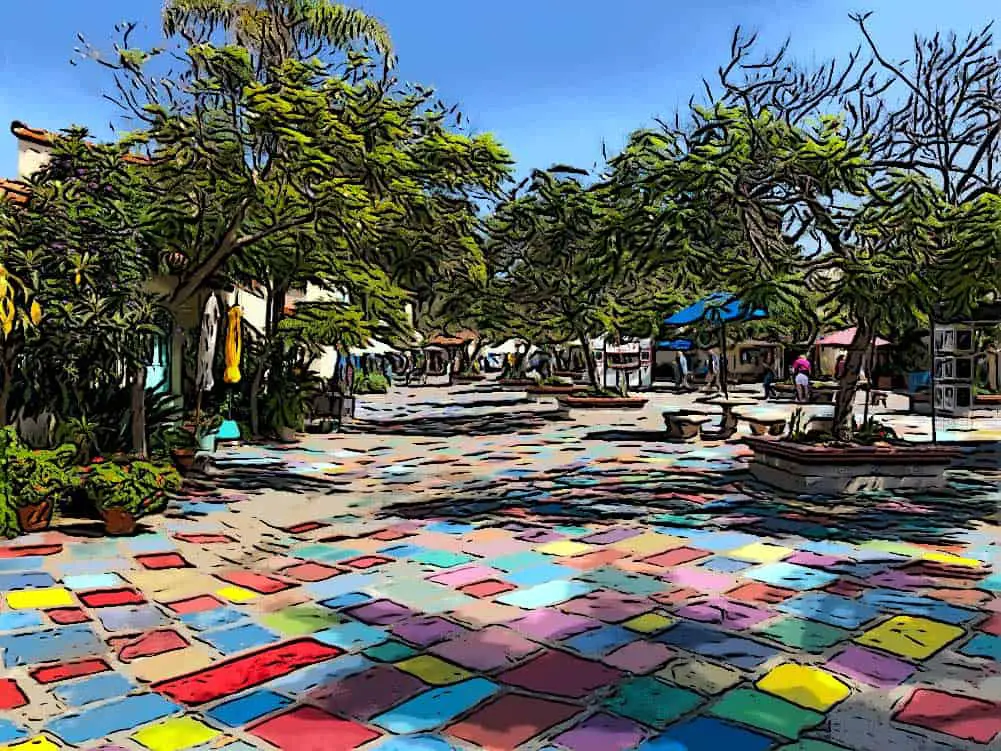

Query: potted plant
[262,381,306,442]
[0,427,76,533]
[161,426,199,474]
[82,459,181,535]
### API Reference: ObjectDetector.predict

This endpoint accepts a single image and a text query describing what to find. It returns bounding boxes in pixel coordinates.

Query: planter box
[498,379,536,387]
[454,374,486,383]
[557,396,648,409]
[975,393,1001,406]
[526,384,585,394]
[743,436,960,494]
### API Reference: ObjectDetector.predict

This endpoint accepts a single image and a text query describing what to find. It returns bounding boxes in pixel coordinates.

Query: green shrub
[82,459,181,516]
[0,426,76,537]
[353,372,388,394]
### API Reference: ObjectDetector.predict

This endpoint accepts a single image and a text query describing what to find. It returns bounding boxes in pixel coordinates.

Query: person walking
[762,357,777,400]
[676,351,691,391]
[793,353,812,402]
[834,352,847,381]
[704,348,721,392]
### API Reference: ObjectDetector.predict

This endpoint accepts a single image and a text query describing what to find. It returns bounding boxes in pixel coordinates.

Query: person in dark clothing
[762,357,777,400]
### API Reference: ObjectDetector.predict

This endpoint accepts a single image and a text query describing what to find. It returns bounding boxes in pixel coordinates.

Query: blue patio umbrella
[663,292,769,395]
[656,339,694,351]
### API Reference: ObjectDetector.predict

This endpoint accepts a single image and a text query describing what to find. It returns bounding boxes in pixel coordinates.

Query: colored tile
[52,673,133,707]
[132,716,219,751]
[506,563,577,586]
[165,595,222,615]
[391,616,467,647]
[709,687,825,739]
[0,680,27,710]
[179,607,246,631]
[395,655,471,685]
[429,625,541,671]
[343,555,390,569]
[656,622,780,669]
[152,638,342,706]
[893,688,1001,744]
[858,589,979,624]
[658,657,743,696]
[855,616,964,660]
[372,678,500,734]
[564,625,636,657]
[508,609,599,640]
[497,580,595,609]
[260,604,341,636]
[756,663,851,711]
[562,589,653,623]
[636,716,775,751]
[0,626,103,668]
[825,645,916,688]
[622,612,675,634]
[364,639,419,662]
[602,640,676,673]
[206,690,293,727]
[552,712,646,751]
[499,650,622,698]
[537,540,594,557]
[755,617,849,653]
[675,597,772,630]
[265,653,373,694]
[0,611,43,631]
[218,571,296,594]
[78,588,146,608]
[280,562,341,582]
[0,737,62,751]
[313,621,388,651]
[727,542,794,563]
[958,632,1001,660]
[47,608,91,625]
[63,574,123,590]
[642,547,710,567]
[197,622,279,654]
[311,665,426,721]
[45,693,180,745]
[345,599,412,626]
[114,629,189,662]
[5,587,74,610]
[135,553,191,570]
[0,723,25,745]
[460,579,515,598]
[447,693,581,750]
[248,706,381,751]
[215,586,258,603]
[605,676,703,728]
[744,563,839,591]
[411,551,474,569]
[0,572,55,590]
[778,592,881,629]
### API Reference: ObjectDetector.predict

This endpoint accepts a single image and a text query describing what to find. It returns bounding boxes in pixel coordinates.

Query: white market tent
[349,339,396,356]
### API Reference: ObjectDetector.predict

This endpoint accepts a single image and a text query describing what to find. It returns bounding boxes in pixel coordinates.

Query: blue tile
[198,623,280,654]
[858,589,978,624]
[497,580,596,609]
[425,522,475,535]
[506,564,577,586]
[123,534,176,553]
[0,610,44,632]
[637,716,775,751]
[265,654,373,693]
[306,572,379,600]
[372,678,499,733]
[0,720,26,744]
[778,592,881,630]
[0,571,54,590]
[959,633,1001,661]
[982,573,1001,591]
[314,621,388,651]
[656,622,780,669]
[376,735,460,750]
[0,625,102,667]
[97,605,170,633]
[57,558,132,576]
[0,557,43,571]
[63,573,123,591]
[206,690,292,727]
[319,592,372,610]
[180,607,248,631]
[377,544,427,558]
[699,557,754,574]
[46,693,179,744]
[53,673,134,707]
[744,562,839,591]
[563,625,636,657]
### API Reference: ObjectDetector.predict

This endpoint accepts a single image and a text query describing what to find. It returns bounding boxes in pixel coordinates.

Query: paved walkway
[0,386,999,751]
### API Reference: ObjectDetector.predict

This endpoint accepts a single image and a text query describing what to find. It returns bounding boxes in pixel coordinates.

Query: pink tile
[601,641,676,673]
[663,567,737,594]
[431,625,542,671]
[428,565,504,588]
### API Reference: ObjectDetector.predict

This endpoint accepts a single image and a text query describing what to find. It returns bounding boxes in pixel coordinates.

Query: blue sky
[0,0,997,181]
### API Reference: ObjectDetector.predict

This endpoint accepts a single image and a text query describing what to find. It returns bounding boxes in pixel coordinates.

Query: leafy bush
[82,459,181,516]
[0,426,76,536]
[353,372,388,394]
[852,416,900,445]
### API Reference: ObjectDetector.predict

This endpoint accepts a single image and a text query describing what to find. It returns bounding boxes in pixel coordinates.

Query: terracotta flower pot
[16,500,53,533]
[171,448,196,474]
[100,507,138,536]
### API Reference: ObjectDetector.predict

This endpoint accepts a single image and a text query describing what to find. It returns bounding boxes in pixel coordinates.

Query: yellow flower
[29,300,42,325]
[74,272,82,286]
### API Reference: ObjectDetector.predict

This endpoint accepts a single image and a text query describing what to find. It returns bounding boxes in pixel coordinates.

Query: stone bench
[737,411,788,436]
[663,411,712,440]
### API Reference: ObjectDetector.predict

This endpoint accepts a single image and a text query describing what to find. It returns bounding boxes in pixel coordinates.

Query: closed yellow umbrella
[223,305,242,384]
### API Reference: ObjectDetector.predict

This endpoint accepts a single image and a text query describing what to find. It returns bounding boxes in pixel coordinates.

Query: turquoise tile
[206,690,293,727]
[744,563,838,591]
[959,633,1001,661]
[490,552,552,572]
[314,621,388,651]
[62,573,124,591]
[372,679,499,733]
[497,580,596,609]
[411,551,474,569]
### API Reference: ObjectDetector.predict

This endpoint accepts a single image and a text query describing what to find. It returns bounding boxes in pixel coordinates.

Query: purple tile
[430,625,542,671]
[517,529,564,543]
[867,570,932,590]
[427,565,501,588]
[601,640,676,674]
[390,616,467,647]
[675,597,772,630]
[344,599,412,626]
[553,712,646,751]
[562,590,653,623]
[580,528,643,545]
[826,645,916,688]
[508,609,600,641]
[784,552,844,568]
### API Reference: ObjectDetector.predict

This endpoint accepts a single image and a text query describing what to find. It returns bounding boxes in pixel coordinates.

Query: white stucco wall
[17,140,52,179]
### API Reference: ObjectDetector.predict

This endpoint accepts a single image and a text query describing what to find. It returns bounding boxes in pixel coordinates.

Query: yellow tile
[5,587,74,610]
[727,542,794,563]
[622,612,675,634]
[133,716,220,751]
[1,738,62,751]
[395,655,472,685]
[215,585,258,603]
[921,551,982,568]
[756,663,851,711]
[536,540,593,557]
[855,616,964,660]
[613,533,686,556]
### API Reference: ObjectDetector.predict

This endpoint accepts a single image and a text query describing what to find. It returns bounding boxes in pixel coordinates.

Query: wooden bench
[663,411,712,440]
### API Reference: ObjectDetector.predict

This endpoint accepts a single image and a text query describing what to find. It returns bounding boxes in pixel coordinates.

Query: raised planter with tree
[82,459,181,536]
[1,428,76,533]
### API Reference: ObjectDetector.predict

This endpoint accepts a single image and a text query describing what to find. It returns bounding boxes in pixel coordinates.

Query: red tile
[0,679,27,710]
[343,556,390,570]
[499,651,622,698]
[165,595,223,614]
[370,529,410,541]
[111,630,189,662]
[562,549,628,571]
[216,570,295,594]
[894,688,1001,744]
[135,552,191,570]
[285,521,328,534]
[78,588,146,608]
[980,612,1001,637]
[449,693,581,750]
[280,562,342,582]
[642,547,711,567]
[152,638,342,706]
[460,579,516,598]
[728,582,797,605]
[0,544,62,558]
[650,588,699,606]
[824,579,868,598]
[173,533,235,544]
[46,607,92,625]
[249,706,380,751]
[30,659,109,684]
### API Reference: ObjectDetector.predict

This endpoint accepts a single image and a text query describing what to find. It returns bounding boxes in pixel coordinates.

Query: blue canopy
[656,339,694,351]
[663,292,768,327]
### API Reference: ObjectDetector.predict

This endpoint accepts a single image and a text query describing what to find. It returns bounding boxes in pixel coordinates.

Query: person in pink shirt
[792,353,812,402]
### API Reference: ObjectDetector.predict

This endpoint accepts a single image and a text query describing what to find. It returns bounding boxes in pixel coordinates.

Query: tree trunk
[0,357,12,427]
[130,363,148,459]
[832,323,873,441]
[577,330,599,391]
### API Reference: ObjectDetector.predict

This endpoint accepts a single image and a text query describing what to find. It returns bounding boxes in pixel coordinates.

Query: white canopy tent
[349,339,396,356]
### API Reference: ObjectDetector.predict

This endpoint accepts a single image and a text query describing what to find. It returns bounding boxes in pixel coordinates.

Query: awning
[657,339,694,351]
[664,292,768,327]
[816,327,890,348]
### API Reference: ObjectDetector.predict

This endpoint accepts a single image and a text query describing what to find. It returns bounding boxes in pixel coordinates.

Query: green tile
[259,604,342,635]
[364,640,420,662]
[777,741,852,751]
[756,617,849,653]
[709,687,825,739]
[583,566,665,596]
[411,550,475,568]
[604,676,703,729]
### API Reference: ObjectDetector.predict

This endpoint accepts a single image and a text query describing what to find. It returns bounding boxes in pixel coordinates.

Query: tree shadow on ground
[341,413,571,437]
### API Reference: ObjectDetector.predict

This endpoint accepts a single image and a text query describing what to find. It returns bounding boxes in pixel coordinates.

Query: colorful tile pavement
[0,387,999,750]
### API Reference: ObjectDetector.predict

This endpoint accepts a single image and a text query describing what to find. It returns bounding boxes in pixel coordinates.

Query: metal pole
[930,313,938,445]
[721,321,729,398]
